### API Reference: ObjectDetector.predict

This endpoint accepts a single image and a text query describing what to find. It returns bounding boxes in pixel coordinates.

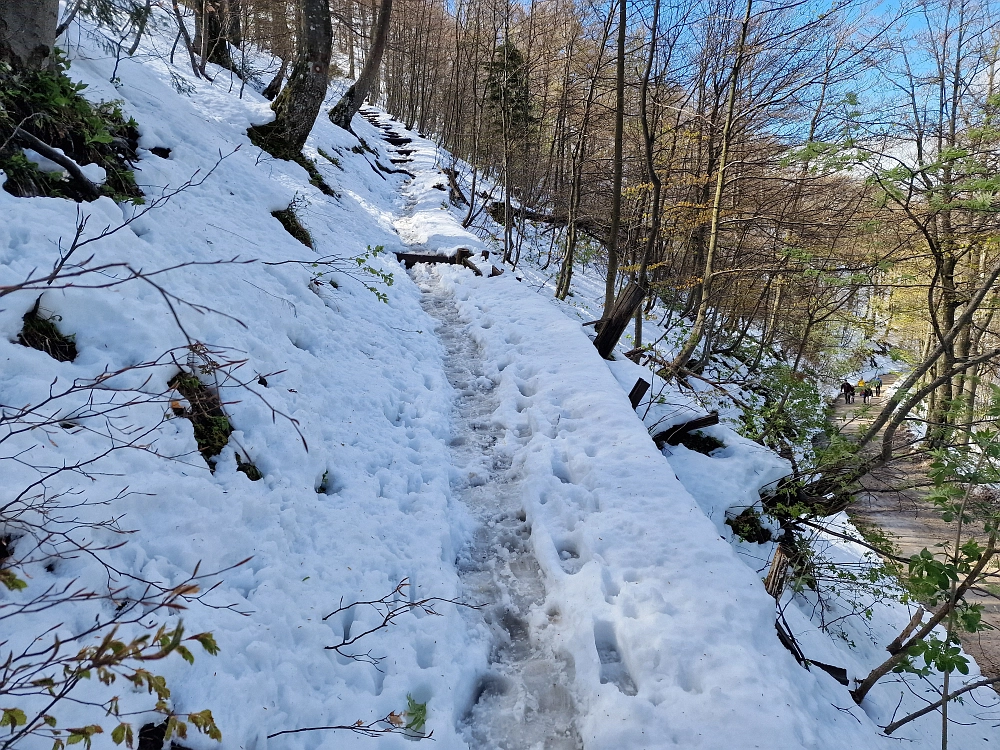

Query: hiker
[841,381,855,403]
[871,375,882,397]
[862,386,873,404]
[856,378,866,394]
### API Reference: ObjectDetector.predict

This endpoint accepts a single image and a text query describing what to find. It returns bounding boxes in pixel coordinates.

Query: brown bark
[193,0,242,72]
[601,0,627,318]
[594,280,646,359]
[330,0,393,131]
[0,0,58,72]
[248,0,332,159]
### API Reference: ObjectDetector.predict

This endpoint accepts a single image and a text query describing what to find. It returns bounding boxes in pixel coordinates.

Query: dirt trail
[832,375,1000,679]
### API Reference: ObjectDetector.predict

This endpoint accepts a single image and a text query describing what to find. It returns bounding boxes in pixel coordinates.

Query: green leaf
[176,645,194,665]
[189,632,219,656]
[111,723,132,746]
[404,694,427,733]
[84,131,113,145]
[1,708,27,730]
[0,569,28,591]
[188,710,222,742]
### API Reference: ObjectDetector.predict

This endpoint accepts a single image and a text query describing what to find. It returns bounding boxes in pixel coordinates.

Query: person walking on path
[871,375,882,397]
[862,386,873,404]
[841,381,855,403]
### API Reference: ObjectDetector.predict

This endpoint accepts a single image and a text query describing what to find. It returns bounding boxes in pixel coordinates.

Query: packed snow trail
[416,269,582,749]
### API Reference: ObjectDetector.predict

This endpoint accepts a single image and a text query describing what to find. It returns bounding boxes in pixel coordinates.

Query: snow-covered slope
[1,12,997,750]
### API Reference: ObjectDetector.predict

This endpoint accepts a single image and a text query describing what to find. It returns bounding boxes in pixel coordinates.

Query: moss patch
[272,204,313,247]
[246,120,297,161]
[16,297,77,362]
[235,452,263,481]
[317,148,343,170]
[294,154,338,198]
[0,56,141,202]
[726,507,773,544]
[169,371,232,470]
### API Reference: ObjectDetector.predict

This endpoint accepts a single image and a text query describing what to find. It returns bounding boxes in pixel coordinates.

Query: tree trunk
[0,0,58,72]
[594,280,647,359]
[602,0,627,318]
[665,0,753,380]
[634,0,661,347]
[261,57,288,100]
[248,0,332,160]
[193,0,239,71]
[330,0,393,131]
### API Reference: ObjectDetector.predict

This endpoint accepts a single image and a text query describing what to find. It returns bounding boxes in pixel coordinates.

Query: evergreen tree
[484,40,533,135]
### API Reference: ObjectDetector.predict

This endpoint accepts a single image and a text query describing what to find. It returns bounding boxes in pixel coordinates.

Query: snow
[22,146,107,183]
[0,8,997,750]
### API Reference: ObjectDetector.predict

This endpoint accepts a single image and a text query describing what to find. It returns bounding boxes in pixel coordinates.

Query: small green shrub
[0,55,142,202]
[235,452,263,481]
[404,694,427,733]
[317,148,342,169]
[726,507,773,543]
[738,363,827,453]
[272,197,313,247]
[16,297,77,362]
[169,372,233,470]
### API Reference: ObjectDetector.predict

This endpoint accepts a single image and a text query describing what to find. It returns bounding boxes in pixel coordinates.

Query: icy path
[416,271,582,750]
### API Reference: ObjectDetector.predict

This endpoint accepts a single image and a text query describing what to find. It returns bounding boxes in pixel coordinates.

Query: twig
[322,579,477,668]
[883,677,1000,734]
[267,714,431,740]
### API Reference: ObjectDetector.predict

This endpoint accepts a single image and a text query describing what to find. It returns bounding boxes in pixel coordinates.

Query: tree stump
[593,281,646,359]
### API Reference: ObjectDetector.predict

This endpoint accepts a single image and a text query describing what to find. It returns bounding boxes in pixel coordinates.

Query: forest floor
[832,376,1000,680]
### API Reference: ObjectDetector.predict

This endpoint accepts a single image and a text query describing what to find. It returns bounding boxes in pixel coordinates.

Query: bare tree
[329,0,393,130]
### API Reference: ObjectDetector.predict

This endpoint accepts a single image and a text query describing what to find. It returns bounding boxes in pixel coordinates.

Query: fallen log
[443,166,469,206]
[395,248,474,270]
[651,411,719,449]
[487,201,607,243]
[14,127,101,201]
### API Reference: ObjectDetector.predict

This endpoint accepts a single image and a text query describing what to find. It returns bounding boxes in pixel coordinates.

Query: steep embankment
[1,12,997,750]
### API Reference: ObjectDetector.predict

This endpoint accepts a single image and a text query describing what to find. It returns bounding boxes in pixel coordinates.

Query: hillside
[1,12,999,750]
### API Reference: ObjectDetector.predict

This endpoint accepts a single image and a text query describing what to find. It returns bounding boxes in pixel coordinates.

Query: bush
[0,55,142,202]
